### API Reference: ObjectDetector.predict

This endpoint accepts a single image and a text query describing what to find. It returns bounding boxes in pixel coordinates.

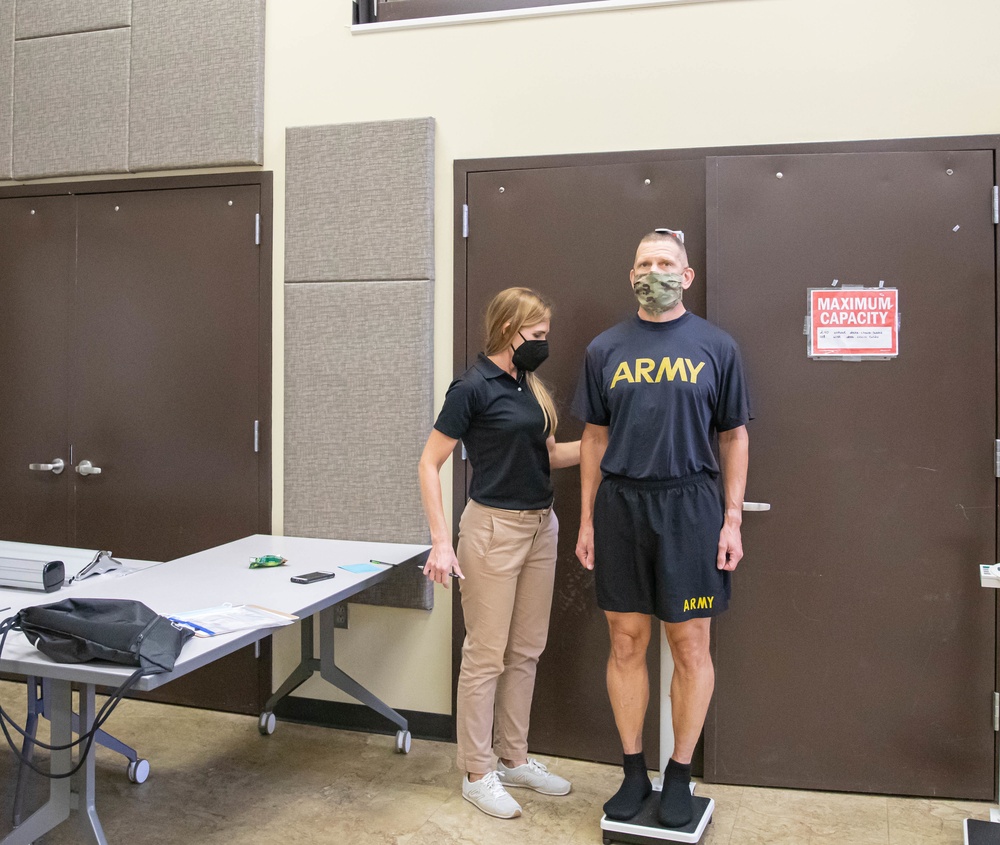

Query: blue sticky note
[340,562,388,574]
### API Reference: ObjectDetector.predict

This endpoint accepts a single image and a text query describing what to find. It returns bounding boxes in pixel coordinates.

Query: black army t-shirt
[434,353,553,510]
[572,312,751,480]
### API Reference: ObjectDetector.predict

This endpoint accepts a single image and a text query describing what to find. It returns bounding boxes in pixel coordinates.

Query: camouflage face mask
[632,272,684,315]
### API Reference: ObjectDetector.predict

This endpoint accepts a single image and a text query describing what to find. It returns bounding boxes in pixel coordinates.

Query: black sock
[603,752,652,820]
[658,758,693,828]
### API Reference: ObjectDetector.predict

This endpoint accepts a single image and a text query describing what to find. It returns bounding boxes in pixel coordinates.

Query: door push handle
[742,502,771,512]
[75,460,102,476]
[29,458,65,475]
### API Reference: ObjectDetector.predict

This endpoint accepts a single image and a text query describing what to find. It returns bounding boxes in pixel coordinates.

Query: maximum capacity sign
[808,288,899,358]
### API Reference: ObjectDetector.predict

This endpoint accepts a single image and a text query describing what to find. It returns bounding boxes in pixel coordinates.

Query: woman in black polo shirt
[418,287,580,819]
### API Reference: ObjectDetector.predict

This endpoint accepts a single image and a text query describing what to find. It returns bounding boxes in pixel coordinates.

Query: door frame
[0,171,274,711]
[454,135,1000,789]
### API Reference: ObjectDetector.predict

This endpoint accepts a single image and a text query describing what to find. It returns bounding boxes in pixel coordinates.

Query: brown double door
[0,182,270,713]
[460,143,997,797]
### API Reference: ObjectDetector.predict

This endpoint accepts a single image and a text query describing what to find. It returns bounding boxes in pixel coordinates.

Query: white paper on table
[169,603,298,637]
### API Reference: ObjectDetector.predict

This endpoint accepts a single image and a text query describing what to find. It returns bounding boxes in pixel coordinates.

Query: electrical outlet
[333,602,349,629]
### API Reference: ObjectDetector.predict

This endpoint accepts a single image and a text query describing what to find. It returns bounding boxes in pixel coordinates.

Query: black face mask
[512,332,549,372]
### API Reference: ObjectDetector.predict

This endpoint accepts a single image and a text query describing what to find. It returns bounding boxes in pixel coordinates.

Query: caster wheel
[394,729,411,754]
[127,758,150,784]
[603,839,612,845]
[258,711,276,736]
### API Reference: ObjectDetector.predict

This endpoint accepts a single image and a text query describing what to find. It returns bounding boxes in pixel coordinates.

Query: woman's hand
[422,542,464,587]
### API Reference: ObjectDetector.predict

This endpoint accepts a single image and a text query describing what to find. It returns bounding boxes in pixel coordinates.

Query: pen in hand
[415,563,462,579]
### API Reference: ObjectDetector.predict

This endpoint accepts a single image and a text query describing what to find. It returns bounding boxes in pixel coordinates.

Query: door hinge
[993,187,999,225]
[995,440,1000,477]
[993,692,998,731]
[255,213,261,245]
[462,204,469,239]
[254,420,260,453]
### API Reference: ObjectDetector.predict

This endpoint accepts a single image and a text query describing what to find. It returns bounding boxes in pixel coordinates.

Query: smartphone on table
[290,571,336,584]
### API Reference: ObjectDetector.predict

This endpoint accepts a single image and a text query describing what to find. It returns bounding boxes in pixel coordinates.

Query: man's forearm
[580,426,608,522]
[718,425,749,523]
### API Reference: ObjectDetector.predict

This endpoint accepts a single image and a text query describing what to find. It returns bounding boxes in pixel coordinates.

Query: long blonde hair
[483,287,558,436]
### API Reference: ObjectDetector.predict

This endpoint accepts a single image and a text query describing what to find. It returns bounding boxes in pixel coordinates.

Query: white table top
[0,534,429,690]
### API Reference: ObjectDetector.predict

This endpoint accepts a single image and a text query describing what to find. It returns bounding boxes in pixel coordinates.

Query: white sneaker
[463,771,522,818]
[497,757,572,795]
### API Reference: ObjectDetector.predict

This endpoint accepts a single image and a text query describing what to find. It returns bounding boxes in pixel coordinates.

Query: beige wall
[266,0,1000,715]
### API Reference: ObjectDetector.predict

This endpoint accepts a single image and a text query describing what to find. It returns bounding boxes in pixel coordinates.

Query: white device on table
[0,557,64,592]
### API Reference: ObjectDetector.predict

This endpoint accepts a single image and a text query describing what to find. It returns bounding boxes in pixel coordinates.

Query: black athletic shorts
[593,471,730,623]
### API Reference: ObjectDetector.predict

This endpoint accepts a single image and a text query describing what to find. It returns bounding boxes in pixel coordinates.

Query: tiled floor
[0,680,991,844]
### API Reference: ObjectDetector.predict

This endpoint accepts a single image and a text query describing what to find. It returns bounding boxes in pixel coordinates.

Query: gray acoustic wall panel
[15,0,130,39]
[285,118,435,283]
[0,0,12,180]
[285,281,434,611]
[129,0,265,171]
[13,29,129,180]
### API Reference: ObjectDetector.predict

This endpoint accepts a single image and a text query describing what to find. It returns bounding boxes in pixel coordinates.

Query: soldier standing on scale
[573,229,751,828]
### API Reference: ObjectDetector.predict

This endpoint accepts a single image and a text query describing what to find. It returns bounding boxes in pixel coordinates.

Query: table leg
[39,676,141,768]
[317,606,408,734]
[0,680,72,845]
[74,685,109,845]
[11,679,41,828]
[263,610,410,741]
[263,616,320,713]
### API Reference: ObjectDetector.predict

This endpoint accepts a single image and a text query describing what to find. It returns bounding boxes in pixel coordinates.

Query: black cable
[0,614,149,779]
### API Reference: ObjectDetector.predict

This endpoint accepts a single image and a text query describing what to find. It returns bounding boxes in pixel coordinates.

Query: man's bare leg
[602,611,654,820]
[659,617,714,827]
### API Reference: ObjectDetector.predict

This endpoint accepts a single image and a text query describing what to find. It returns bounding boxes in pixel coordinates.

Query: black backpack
[0,598,193,778]
[16,597,192,673]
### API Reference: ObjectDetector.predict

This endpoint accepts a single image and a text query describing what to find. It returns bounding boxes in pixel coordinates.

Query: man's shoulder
[586,318,637,351]
[681,313,741,351]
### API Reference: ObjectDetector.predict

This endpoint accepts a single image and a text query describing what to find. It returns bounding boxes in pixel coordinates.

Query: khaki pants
[455,499,559,774]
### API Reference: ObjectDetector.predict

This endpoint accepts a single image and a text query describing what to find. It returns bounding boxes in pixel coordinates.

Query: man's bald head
[636,230,688,265]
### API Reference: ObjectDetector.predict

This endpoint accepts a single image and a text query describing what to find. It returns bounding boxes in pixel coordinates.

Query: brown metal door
[705,150,997,798]
[463,160,707,763]
[0,197,74,545]
[69,186,268,712]
[72,187,261,561]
